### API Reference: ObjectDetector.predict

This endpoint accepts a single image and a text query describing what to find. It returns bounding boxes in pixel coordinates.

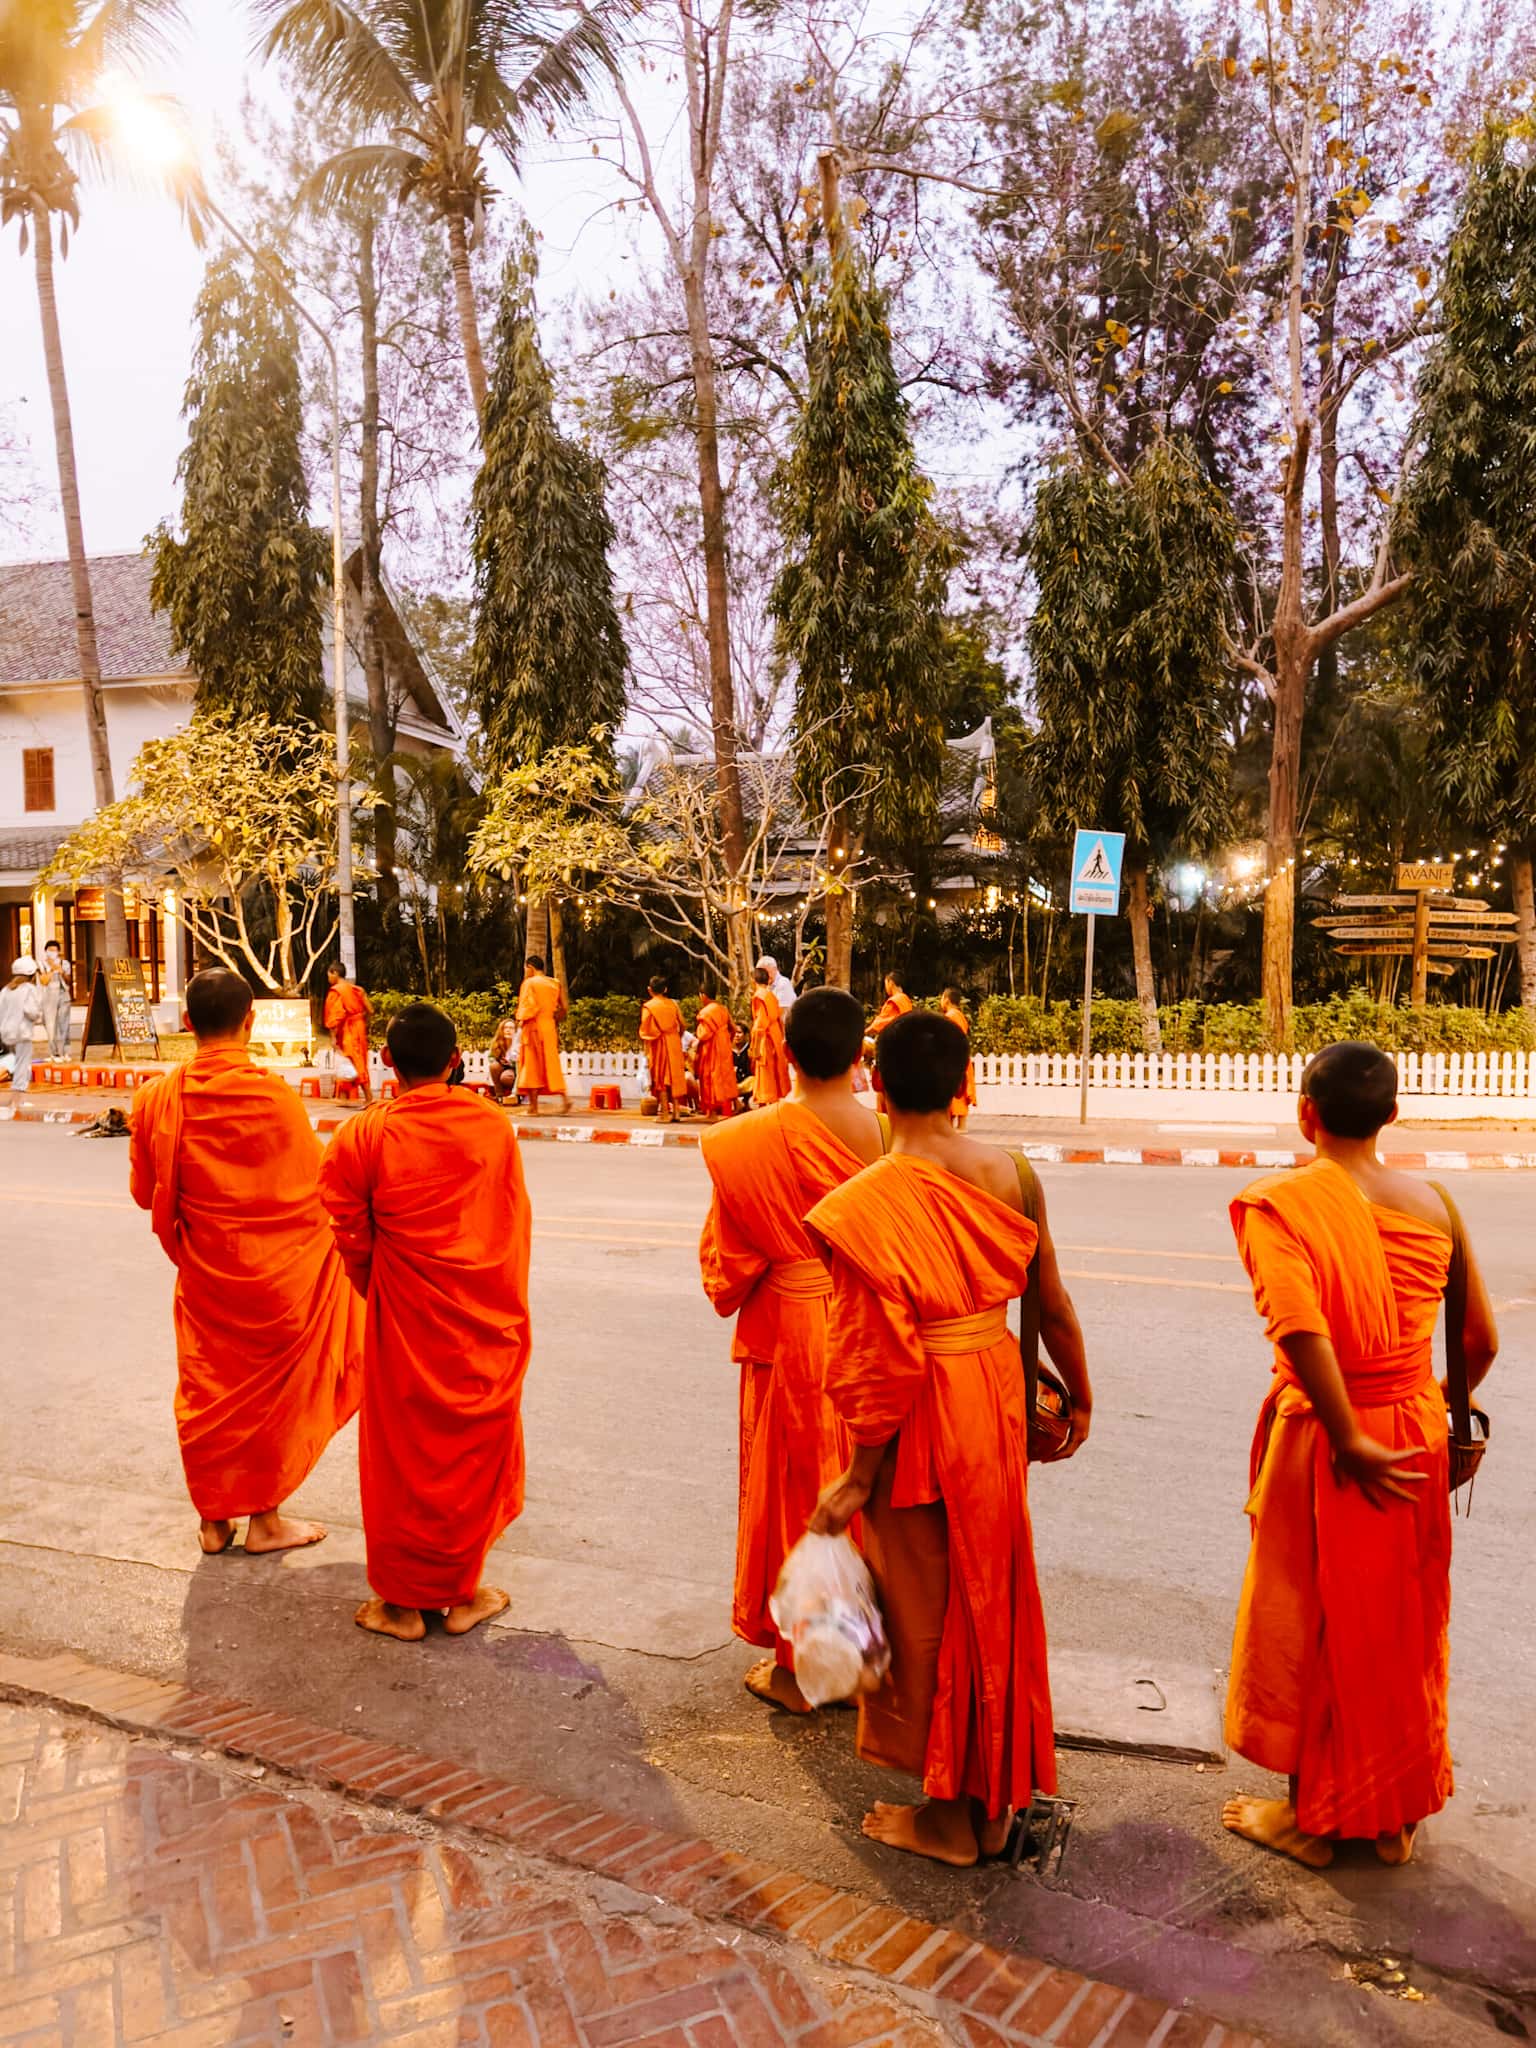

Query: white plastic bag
[769,1532,891,1708]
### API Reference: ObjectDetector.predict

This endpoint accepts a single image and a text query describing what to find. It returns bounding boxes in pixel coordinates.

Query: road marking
[1057,1242,1234,1265]
[1060,1268,1247,1294]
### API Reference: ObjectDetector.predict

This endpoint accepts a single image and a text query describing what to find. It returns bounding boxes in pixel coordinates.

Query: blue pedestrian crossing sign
[1069,829,1126,915]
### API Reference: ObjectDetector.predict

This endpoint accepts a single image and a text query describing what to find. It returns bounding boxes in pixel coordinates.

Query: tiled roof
[0,554,187,686]
[0,826,72,875]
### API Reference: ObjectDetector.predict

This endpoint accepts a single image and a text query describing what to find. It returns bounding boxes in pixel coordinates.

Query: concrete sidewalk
[0,1658,1260,2048]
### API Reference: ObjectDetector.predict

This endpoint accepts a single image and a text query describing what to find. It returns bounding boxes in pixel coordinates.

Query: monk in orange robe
[515,953,570,1114]
[701,989,886,1713]
[130,969,363,1557]
[940,988,977,1127]
[807,1008,1093,1866]
[750,966,790,1105]
[693,984,737,1122]
[866,973,914,1113]
[319,1002,534,1641]
[324,963,373,1104]
[1222,1041,1498,1869]
[640,974,688,1122]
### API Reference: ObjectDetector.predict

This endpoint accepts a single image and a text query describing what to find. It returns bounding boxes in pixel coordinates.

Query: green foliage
[150,254,328,723]
[367,987,708,1051]
[772,250,954,850]
[470,237,627,769]
[972,994,1536,1057]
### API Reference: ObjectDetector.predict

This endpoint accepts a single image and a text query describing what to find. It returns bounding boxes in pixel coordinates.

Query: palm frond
[57,95,209,240]
[294,139,423,213]
[255,0,419,128]
[477,2,623,162]
[74,0,187,84]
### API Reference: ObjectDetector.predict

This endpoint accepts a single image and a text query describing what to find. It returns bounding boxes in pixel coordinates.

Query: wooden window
[22,747,55,813]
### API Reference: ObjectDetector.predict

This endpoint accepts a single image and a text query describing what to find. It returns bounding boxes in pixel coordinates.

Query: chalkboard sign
[249,997,316,1065]
[83,957,160,1060]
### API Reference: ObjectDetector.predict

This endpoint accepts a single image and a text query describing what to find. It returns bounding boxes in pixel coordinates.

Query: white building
[0,551,463,1015]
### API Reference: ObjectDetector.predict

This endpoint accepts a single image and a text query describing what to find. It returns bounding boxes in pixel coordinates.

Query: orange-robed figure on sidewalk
[1222,1041,1498,1871]
[130,969,363,1558]
[324,962,373,1104]
[699,989,886,1714]
[940,988,977,1127]
[750,965,789,1106]
[866,973,914,1112]
[693,984,737,1122]
[515,954,570,1114]
[807,1009,1093,1868]
[319,1002,534,1642]
[640,975,688,1121]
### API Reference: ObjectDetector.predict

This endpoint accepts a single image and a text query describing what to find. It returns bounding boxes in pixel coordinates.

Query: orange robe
[868,991,914,1109]
[808,1156,1055,1814]
[1228,1159,1454,1839]
[319,1084,533,1609]
[129,1046,363,1520]
[323,979,371,1079]
[700,1101,872,1660]
[640,994,687,1099]
[694,1000,738,1118]
[941,1000,977,1117]
[516,972,566,1095]
[750,988,790,1105]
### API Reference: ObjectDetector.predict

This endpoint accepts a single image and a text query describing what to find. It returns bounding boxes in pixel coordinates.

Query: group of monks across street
[128,961,1499,1875]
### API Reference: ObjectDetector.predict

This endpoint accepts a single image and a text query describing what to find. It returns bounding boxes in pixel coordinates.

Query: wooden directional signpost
[1313,862,1517,1005]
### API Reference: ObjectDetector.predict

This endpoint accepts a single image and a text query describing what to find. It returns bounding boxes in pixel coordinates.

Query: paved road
[1,1123,1532,2046]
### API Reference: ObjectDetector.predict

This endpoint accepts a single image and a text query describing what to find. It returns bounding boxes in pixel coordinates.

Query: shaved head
[186,969,254,1041]
[1301,1041,1398,1138]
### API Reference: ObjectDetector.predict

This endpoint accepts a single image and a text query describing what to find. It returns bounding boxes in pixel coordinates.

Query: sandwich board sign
[1068,829,1126,1125]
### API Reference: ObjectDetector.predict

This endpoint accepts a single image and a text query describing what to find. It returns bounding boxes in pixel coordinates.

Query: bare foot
[972,1801,1012,1858]
[1375,1825,1419,1866]
[355,1599,427,1641]
[743,1657,813,1715]
[198,1519,238,1555]
[443,1586,510,1636]
[244,1512,328,1554]
[1221,1797,1334,1869]
[861,1798,979,1867]
[557,1097,571,1116]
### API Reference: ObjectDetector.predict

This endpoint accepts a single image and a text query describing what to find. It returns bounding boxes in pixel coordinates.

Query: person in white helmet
[0,957,44,1093]
[755,954,797,1015]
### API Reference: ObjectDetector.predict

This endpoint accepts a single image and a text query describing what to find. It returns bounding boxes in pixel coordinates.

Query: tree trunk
[549,899,570,999]
[1512,847,1536,1012]
[525,895,551,970]
[824,885,854,991]
[357,214,398,917]
[1126,854,1161,1054]
[1261,651,1304,1050]
[444,208,488,420]
[33,202,128,960]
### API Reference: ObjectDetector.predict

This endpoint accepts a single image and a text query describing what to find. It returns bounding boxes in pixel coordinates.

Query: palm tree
[1,0,193,958]
[258,0,621,419]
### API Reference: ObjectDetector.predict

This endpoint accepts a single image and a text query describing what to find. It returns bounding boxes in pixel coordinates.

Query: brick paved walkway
[0,1663,1265,2048]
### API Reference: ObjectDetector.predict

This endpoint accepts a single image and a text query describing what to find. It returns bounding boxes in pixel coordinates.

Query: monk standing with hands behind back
[515,954,569,1115]
[640,975,689,1122]
[131,969,363,1556]
[324,963,373,1105]
[320,1003,534,1641]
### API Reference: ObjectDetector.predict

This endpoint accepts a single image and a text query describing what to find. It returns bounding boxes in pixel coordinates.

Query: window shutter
[22,748,55,813]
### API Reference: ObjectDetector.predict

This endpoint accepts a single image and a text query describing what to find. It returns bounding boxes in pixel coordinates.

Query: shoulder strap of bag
[1009,1151,1043,1414]
[877,1111,892,1154]
[1429,1180,1473,1442]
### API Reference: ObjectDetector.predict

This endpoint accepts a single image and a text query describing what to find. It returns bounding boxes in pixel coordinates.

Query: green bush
[970,991,1536,1058]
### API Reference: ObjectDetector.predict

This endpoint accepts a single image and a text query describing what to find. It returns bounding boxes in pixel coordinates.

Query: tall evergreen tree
[1026,438,1235,1052]
[771,247,954,988]
[470,240,628,966]
[1398,125,1536,1011]
[151,253,327,723]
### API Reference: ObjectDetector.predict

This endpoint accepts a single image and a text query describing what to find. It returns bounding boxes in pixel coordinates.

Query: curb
[0,1649,1263,2048]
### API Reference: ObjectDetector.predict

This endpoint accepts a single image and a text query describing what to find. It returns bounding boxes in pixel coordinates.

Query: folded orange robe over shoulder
[319,1084,533,1609]
[750,988,789,1105]
[700,1101,873,1659]
[1228,1158,1454,1840]
[640,994,688,1097]
[323,979,372,1076]
[807,1156,1055,1816]
[940,1000,977,1114]
[130,1046,363,1521]
[693,999,737,1118]
[516,972,566,1094]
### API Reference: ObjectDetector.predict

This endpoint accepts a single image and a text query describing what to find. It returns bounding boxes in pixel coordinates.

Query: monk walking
[640,975,688,1122]
[1222,1042,1497,1869]
[130,969,363,1556]
[515,954,570,1115]
[807,1009,1092,1866]
[750,965,789,1106]
[866,972,914,1113]
[319,1003,534,1641]
[324,962,373,1104]
[693,983,737,1122]
[940,987,977,1128]
[700,989,886,1713]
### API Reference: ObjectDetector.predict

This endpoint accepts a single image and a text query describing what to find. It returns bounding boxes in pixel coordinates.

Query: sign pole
[1079,913,1095,1126]
[1410,889,1432,1007]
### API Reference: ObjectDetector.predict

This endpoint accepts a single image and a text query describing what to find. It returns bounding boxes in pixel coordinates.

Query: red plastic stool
[335,1078,363,1101]
[300,1075,322,1098]
[380,1078,398,1099]
[589,1083,622,1112]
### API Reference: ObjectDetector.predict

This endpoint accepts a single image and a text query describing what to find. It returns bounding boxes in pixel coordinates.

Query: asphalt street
[1,1121,1532,2047]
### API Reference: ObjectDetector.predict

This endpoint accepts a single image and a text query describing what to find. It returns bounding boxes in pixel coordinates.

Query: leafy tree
[771,241,954,988]
[1397,123,1536,1009]
[470,238,628,968]
[258,0,620,417]
[1,0,196,957]
[53,713,373,993]
[150,253,329,724]
[1026,438,1235,1051]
